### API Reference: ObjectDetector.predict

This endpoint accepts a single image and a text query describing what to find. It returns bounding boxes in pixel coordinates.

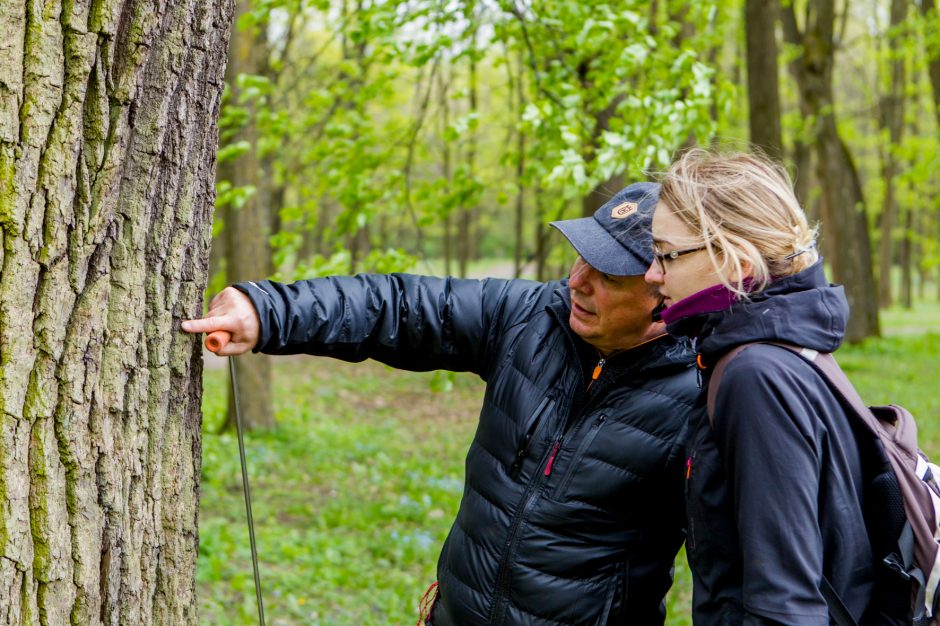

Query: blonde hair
[658,149,818,296]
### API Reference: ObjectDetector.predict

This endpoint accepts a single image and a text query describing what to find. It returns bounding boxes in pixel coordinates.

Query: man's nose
[570,263,592,291]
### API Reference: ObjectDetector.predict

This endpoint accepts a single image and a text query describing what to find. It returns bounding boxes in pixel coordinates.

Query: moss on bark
[0,0,234,623]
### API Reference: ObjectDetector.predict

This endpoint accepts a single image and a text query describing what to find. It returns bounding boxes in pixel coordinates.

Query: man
[183,183,698,625]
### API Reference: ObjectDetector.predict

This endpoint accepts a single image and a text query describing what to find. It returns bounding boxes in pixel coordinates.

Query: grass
[196,303,940,625]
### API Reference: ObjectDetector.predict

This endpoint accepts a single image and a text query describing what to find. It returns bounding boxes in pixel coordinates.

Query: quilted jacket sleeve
[233,274,548,379]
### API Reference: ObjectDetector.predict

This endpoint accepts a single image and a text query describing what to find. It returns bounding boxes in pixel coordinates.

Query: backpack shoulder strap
[705,341,863,424]
[822,576,860,626]
[705,342,814,424]
[705,344,753,426]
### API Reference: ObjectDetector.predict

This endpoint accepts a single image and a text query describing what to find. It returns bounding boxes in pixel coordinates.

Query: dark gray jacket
[666,263,876,625]
[236,274,699,625]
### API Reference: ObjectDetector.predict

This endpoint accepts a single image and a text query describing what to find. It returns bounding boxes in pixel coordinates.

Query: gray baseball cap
[550,182,660,276]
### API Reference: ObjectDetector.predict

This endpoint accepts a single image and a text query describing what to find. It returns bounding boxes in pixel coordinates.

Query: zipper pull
[591,358,606,381]
[685,455,693,494]
[544,440,561,476]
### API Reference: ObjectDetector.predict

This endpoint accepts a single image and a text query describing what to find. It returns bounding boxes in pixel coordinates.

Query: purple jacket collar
[661,280,754,326]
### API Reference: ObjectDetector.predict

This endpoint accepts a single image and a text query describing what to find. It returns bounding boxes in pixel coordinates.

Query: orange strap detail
[696,354,706,370]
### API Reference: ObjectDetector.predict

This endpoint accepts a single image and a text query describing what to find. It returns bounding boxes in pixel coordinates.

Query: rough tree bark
[219,0,273,431]
[781,0,880,342]
[0,0,232,624]
[745,0,783,159]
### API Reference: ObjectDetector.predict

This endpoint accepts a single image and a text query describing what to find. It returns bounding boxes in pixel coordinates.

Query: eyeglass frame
[652,244,708,274]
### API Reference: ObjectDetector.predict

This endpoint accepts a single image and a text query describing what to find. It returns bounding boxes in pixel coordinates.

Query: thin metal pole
[229,357,266,626]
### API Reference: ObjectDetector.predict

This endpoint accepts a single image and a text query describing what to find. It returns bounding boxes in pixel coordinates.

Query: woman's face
[644,201,728,306]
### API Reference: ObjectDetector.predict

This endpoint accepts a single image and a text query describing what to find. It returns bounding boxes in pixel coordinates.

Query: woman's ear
[717,249,752,285]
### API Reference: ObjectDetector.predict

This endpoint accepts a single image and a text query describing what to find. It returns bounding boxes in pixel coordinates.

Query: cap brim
[550,217,650,276]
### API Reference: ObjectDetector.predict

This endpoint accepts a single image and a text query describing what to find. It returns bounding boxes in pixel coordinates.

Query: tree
[920,0,940,128]
[217,0,274,430]
[877,0,909,307]
[0,0,232,622]
[745,0,784,158]
[782,0,881,341]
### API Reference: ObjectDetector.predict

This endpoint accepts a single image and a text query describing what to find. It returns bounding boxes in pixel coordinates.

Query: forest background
[191,0,940,624]
[1,0,936,623]
[200,0,940,623]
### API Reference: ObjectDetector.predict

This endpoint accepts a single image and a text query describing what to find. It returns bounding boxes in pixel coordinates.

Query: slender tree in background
[458,21,481,277]
[877,0,909,307]
[917,0,940,301]
[0,0,232,622]
[745,0,783,158]
[218,0,274,431]
[920,0,940,128]
[782,0,881,341]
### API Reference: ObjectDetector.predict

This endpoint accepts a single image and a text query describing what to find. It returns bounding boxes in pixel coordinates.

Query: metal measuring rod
[205,330,266,626]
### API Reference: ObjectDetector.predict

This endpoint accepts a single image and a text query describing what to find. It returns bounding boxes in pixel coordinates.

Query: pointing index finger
[181,316,229,334]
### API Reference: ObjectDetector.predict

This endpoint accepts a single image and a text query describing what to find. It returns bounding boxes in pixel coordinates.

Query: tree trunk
[512,52,527,278]
[899,206,913,308]
[0,0,232,623]
[745,0,783,159]
[877,0,908,308]
[439,66,453,277]
[458,30,479,278]
[781,0,880,341]
[534,184,549,282]
[220,0,273,431]
[920,0,940,129]
[580,94,625,218]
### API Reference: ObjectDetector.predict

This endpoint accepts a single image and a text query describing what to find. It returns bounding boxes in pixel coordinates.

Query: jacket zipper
[686,451,696,550]
[489,434,565,624]
[488,303,645,625]
[552,414,606,498]
[510,398,555,479]
[491,384,604,622]
[544,439,562,476]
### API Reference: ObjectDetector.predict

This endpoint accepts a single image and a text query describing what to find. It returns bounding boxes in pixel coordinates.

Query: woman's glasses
[652,245,707,274]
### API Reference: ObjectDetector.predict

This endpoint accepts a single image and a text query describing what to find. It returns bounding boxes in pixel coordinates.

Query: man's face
[567,256,661,354]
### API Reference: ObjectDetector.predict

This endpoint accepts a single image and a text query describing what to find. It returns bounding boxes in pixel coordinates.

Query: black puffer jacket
[666,262,876,625]
[236,274,699,625]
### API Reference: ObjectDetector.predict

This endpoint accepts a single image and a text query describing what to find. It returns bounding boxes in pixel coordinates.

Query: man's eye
[601,273,615,282]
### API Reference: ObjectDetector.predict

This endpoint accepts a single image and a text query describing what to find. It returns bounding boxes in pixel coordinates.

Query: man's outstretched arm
[182,274,548,378]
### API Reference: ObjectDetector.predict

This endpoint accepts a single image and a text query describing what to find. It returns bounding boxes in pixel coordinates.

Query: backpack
[706,342,940,626]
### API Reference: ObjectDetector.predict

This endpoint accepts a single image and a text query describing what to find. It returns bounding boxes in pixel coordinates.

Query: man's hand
[181,287,261,356]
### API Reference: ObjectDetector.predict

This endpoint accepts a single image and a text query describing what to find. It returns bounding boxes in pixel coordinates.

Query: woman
[644,150,889,625]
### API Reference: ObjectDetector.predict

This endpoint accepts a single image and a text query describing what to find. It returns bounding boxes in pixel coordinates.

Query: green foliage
[211,0,737,282]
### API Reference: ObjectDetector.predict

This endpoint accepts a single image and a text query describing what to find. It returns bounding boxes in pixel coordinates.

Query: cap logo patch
[610,201,638,219]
